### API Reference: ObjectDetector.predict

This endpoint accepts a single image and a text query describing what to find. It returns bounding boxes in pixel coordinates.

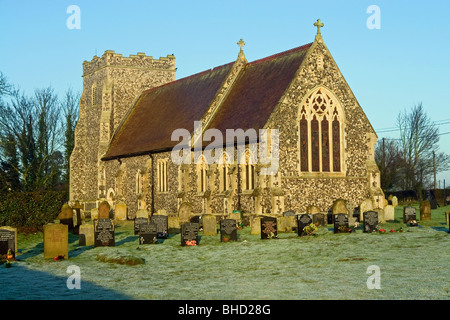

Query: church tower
[70,50,176,203]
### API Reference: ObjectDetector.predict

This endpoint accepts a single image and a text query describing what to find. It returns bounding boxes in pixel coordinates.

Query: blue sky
[0,0,449,185]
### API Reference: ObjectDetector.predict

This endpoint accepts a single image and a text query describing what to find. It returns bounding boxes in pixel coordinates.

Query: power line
[375,120,450,134]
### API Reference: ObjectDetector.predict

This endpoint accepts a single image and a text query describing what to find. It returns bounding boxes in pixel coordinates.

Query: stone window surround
[157,158,168,193]
[297,86,346,177]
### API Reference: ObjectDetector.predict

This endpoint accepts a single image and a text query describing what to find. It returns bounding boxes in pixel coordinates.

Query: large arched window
[197,156,208,193]
[299,87,344,174]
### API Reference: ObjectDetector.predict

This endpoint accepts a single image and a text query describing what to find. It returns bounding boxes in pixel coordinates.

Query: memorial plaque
[134,217,149,235]
[94,219,115,247]
[0,228,16,258]
[333,213,349,234]
[181,222,199,246]
[220,219,237,242]
[312,213,327,226]
[403,206,417,224]
[260,217,277,239]
[151,215,169,238]
[297,214,313,236]
[139,222,158,245]
[363,211,378,233]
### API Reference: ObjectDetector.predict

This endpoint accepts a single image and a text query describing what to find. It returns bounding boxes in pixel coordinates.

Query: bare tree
[397,103,450,198]
[375,137,403,192]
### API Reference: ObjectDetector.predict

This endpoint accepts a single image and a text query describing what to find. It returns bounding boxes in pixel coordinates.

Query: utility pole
[433,151,436,193]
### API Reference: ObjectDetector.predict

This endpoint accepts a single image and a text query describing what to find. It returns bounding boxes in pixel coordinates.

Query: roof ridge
[248,42,313,66]
[142,61,234,94]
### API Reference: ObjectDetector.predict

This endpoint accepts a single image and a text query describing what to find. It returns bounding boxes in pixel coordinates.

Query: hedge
[0,191,68,229]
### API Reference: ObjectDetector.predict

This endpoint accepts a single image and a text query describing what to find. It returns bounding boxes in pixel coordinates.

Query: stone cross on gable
[237,39,246,52]
[314,19,324,34]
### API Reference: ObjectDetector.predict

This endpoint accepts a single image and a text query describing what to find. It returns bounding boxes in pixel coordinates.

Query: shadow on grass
[431,226,450,233]
[0,263,131,300]
[116,235,139,246]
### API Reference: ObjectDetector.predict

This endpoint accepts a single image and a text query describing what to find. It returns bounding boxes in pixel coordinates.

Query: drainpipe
[149,153,155,215]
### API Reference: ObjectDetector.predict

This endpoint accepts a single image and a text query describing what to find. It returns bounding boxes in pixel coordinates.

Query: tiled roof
[102,43,312,160]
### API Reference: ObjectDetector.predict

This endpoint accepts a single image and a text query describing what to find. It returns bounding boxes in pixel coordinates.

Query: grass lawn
[1,204,449,300]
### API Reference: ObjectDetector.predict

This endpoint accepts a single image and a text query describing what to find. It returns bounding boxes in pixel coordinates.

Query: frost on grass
[96,250,144,266]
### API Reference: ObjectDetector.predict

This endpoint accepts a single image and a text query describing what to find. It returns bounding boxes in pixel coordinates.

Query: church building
[70,20,384,219]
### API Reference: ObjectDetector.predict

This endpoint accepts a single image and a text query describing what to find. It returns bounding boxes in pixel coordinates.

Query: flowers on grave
[390,228,395,233]
[302,223,318,236]
[185,240,197,246]
[338,225,351,233]
[6,249,13,260]
[378,228,387,233]
[54,255,65,261]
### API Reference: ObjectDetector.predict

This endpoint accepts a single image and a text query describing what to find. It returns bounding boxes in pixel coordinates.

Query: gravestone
[90,208,99,220]
[220,219,237,242]
[391,196,398,207]
[306,205,321,215]
[94,219,115,247]
[332,199,348,215]
[134,217,149,235]
[168,216,180,233]
[58,204,74,231]
[181,222,199,246]
[178,203,192,224]
[139,222,158,245]
[72,201,83,235]
[277,216,295,233]
[419,200,431,221]
[0,227,17,259]
[384,205,395,221]
[151,215,169,238]
[403,206,417,224]
[79,224,94,246]
[98,201,111,219]
[229,210,242,225]
[136,209,149,219]
[43,224,68,259]
[114,201,127,221]
[363,211,378,233]
[260,216,277,239]
[359,198,374,221]
[313,213,327,226]
[282,210,296,216]
[333,213,349,234]
[297,214,313,236]
[201,214,217,236]
[250,215,262,235]
[446,210,450,225]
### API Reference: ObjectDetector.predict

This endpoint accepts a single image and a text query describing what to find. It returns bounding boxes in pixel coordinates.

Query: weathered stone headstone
[78,224,94,246]
[139,222,158,245]
[297,214,313,236]
[384,205,395,221]
[151,215,169,238]
[446,210,450,225]
[419,200,431,221]
[220,219,237,242]
[136,209,149,219]
[72,201,83,235]
[114,201,127,221]
[134,217,149,235]
[250,215,262,235]
[391,196,398,207]
[332,199,348,215]
[94,219,115,247]
[333,213,349,234]
[168,216,180,233]
[306,205,321,215]
[403,206,417,224]
[359,198,374,221]
[363,211,378,233]
[178,203,192,224]
[181,222,199,246]
[43,224,68,259]
[201,214,217,236]
[90,208,99,220]
[58,204,74,231]
[98,201,111,219]
[282,210,296,216]
[277,216,295,233]
[312,213,327,226]
[260,216,277,239]
[0,227,17,259]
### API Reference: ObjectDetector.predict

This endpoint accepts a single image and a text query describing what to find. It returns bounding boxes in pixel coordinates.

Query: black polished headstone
[297,214,313,236]
[363,211,378,233]
[260,216,277,239]
[220,219,237,242]
[181,222,199,246]
[333,214,349,234]
[151,215,169,238]
[139,222,158,245]
[0,229,15,258]
[94,219,115,247]
[134,217,149,235]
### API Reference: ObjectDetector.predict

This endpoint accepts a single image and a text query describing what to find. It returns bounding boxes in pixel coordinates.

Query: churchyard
[0,203,449,300]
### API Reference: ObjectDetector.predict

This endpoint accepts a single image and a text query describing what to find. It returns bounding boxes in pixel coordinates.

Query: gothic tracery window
[299,87,343,173]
